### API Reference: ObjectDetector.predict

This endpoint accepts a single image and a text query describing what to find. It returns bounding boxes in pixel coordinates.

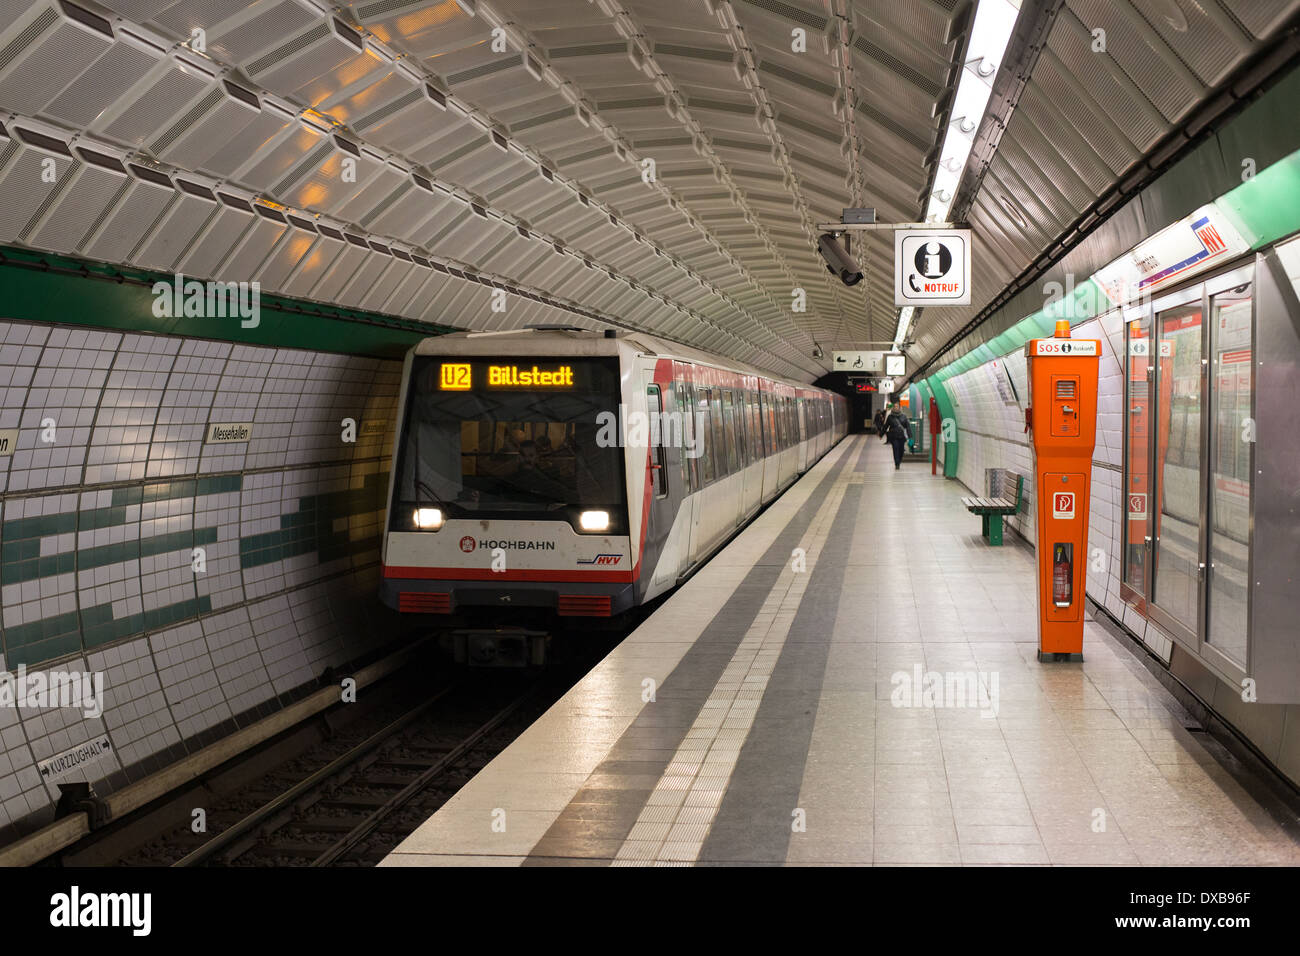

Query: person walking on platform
[873,405,887,437]
[884,404,912,470]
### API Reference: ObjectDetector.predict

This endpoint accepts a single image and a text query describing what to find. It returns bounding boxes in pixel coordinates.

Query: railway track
[169,679,541,867]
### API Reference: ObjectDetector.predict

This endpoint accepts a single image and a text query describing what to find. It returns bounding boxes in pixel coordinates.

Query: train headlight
[414,507,443,530]
[578,510,610,532]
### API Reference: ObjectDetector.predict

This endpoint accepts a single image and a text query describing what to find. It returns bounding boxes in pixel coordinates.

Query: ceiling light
[925,0,1021,224]
[892,306,915,352]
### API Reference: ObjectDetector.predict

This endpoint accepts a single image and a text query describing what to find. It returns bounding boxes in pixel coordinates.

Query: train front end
[380,336,636,630]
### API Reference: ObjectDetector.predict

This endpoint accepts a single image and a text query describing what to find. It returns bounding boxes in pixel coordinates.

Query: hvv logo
[578,554,622,566]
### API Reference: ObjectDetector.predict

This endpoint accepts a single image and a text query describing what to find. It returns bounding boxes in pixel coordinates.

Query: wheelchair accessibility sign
[895,229,971,306]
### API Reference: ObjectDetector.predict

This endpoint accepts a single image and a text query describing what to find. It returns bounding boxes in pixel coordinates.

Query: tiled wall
[0,319,403,839]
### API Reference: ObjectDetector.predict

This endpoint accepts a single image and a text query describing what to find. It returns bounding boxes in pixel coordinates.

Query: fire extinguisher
[1052,543,1073,607]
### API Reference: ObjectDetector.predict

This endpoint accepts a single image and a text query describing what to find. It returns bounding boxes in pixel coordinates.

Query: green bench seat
[960,471,1024,546]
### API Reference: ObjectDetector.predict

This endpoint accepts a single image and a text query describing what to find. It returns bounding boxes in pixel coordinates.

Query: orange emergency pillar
[1024,320,1100,662]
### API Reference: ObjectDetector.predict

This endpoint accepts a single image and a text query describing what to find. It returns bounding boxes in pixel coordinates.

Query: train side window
[767,392,777,452]
[722,390,739,473]
[647,384,667,498]
[679,384,696,492]
[735,390,749,465]
[750,393,761,458]
[710,389,726,478]
[698,388,715,484]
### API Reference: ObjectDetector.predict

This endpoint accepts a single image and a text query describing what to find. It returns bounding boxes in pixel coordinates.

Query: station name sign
[205,422,253,443]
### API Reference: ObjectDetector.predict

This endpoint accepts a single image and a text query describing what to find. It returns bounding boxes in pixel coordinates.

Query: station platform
[381,437,1299,866]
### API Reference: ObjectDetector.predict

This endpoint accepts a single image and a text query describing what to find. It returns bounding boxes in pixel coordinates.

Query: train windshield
[392,356,625,519]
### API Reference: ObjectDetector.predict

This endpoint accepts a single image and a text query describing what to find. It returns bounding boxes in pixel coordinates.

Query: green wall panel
[0,248,452,359]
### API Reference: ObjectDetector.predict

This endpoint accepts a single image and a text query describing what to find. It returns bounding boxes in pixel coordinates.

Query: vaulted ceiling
[0,0,1296,381]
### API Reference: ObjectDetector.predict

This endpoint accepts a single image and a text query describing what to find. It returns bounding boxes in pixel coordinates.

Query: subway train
[379,329,847,637]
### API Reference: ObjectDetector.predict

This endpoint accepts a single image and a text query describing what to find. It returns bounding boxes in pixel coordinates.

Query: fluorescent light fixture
[895,0,1020,352]
[414,507,443,530]
[925,0,1021,226]
[893,306,915,352]
[579,510,611,532]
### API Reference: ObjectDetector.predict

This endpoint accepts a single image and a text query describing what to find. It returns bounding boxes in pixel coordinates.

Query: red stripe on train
[383,564,635,583]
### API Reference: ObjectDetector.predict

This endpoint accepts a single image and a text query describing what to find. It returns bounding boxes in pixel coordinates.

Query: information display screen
[434,360,588,391]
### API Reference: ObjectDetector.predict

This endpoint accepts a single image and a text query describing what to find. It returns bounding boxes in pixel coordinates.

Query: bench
[961,468,1024,546]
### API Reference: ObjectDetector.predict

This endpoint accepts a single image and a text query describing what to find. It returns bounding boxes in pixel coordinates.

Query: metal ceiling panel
[197,102,295,177]
[93,56,214,146]
[79,160,175,262]
[1063,0,1201,122]
[174,188,258,277]
[1225,0,1300,37]
[279,222,347,297]
[0,1,115,117]
[23,143,130,253]
[306,235,371,301]
[204,0,322,63]
[219,204,290,280]
[255,214,320,288]
[232,121,329,193]
[1129,0,1251,87]
[0,123,75,244]
[350,250,408,310]
[242,17,369,99]
[42,31,163,128]
[131,177,220,271]
[151,80,265,172]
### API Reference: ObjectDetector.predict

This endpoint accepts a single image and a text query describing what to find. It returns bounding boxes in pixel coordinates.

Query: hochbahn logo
[471,540,556,550]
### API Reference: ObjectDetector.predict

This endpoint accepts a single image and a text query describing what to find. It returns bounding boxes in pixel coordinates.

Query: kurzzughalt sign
[38,736,113,781]
[205,422,253,444]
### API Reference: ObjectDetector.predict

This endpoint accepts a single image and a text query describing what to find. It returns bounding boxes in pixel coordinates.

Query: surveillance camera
[812,344,824,359]
[817,233,864,286]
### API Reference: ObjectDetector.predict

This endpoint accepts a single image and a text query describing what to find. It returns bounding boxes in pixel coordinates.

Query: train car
[379,329,846,644]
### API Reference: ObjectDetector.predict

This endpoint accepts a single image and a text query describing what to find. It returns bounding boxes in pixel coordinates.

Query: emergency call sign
[1032,339,1098,356]
[894,229,971,306]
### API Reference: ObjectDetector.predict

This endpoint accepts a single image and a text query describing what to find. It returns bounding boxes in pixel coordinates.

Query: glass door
[1121,264,1254,675]
[1204,277,1254,670]
[1122,306,1152,603]
[1150,296,1204,641]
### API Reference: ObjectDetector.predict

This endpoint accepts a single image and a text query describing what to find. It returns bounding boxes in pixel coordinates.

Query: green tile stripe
[239,472,389,569]
[0,470,389,668]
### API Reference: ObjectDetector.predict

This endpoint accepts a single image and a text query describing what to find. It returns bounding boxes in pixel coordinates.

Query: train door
[678,369,702,574]
[741,386,762,517]
[646,371,683,591]
[1121,263,1254,676]
[796,397,809,472]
